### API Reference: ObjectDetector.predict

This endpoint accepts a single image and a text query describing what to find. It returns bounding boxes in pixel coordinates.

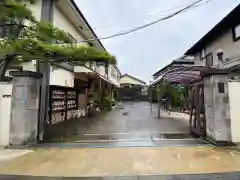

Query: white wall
[50,67,74,87]
[26,0,42,21]
[0,83,12,146]
[53,6,85,42]
[96,65,106,77]
[108,65,120,87]
[228,81,240,143]
[194,28,240,68]
[74,66,92,73]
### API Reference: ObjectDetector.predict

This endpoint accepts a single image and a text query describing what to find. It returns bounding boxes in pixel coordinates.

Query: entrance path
[0,146,240,177]
[47,102,190,142]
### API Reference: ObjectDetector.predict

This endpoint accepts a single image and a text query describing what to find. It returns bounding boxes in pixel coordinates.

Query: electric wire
[72,0,211,43]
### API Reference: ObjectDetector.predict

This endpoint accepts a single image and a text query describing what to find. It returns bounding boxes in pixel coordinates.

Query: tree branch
[0,53,19,80]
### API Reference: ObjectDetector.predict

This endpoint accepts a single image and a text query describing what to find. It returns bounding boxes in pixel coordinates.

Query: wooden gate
[189,82,206,137]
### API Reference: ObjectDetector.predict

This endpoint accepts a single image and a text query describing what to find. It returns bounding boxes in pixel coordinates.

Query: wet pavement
[1,172,240,179]
[34,139,210,149]
[45,102,190,142]
[0,148,31,162]
[1,102,239,178]
[0,146,240,177]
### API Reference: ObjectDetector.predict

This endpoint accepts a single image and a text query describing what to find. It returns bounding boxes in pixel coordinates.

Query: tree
[0,0,116,80]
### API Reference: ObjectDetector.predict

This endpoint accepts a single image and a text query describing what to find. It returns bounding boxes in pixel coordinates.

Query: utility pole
[149,86,152,113]
[157,83,161,118]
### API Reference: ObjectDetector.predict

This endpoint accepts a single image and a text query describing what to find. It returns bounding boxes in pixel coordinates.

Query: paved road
[1,146,240,177]
[1,172,240,179]
[45,102,190,142]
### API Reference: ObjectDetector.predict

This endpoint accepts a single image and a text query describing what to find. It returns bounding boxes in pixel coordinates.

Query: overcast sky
[76,0,239,82]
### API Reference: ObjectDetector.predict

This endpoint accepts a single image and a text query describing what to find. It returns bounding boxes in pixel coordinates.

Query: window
[233,24,240,41]
[218,82,225,93]
[200,48,205,60]
[205,53,213,67]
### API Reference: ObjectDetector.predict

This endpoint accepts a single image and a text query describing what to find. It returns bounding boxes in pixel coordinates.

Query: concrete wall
[194,28,240,68]
[204,75,231,142]
[50,67,74,87]
[228,80,240,143]
[0,83,12,146]
[120,76,145,86]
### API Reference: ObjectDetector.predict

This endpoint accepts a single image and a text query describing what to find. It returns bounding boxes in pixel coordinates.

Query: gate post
[203,73,231,144]
[9,71,42,147]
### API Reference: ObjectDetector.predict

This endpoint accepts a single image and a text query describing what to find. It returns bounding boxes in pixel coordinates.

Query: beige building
[120,74,146,87]
[185,4,240,69]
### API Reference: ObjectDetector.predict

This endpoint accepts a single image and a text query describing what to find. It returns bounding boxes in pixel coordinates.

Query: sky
[76,0,240,82]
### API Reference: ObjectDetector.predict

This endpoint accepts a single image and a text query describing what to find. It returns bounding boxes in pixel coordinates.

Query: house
[120,74,146,87]
[184,4,240,69]
[0,0,122,145]
[5,0,121,97]
[119,74,146,101]
[3,0,121,123]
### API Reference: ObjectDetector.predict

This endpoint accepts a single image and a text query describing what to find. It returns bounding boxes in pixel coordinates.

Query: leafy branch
[0,0,116,80]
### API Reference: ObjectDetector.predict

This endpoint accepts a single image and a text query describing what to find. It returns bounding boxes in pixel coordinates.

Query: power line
[78,0,199,32]
[79,0,213,32]
[74,0,209,43]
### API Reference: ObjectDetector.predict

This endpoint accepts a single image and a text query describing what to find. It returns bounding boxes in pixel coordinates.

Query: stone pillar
[9,71,42,146]
[204,74,231,144]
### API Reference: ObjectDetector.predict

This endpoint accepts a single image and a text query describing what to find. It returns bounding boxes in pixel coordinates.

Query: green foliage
[0,0,116,77]
[102,96,112,111]
[150,83,185,107]
[1,0,36,22]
